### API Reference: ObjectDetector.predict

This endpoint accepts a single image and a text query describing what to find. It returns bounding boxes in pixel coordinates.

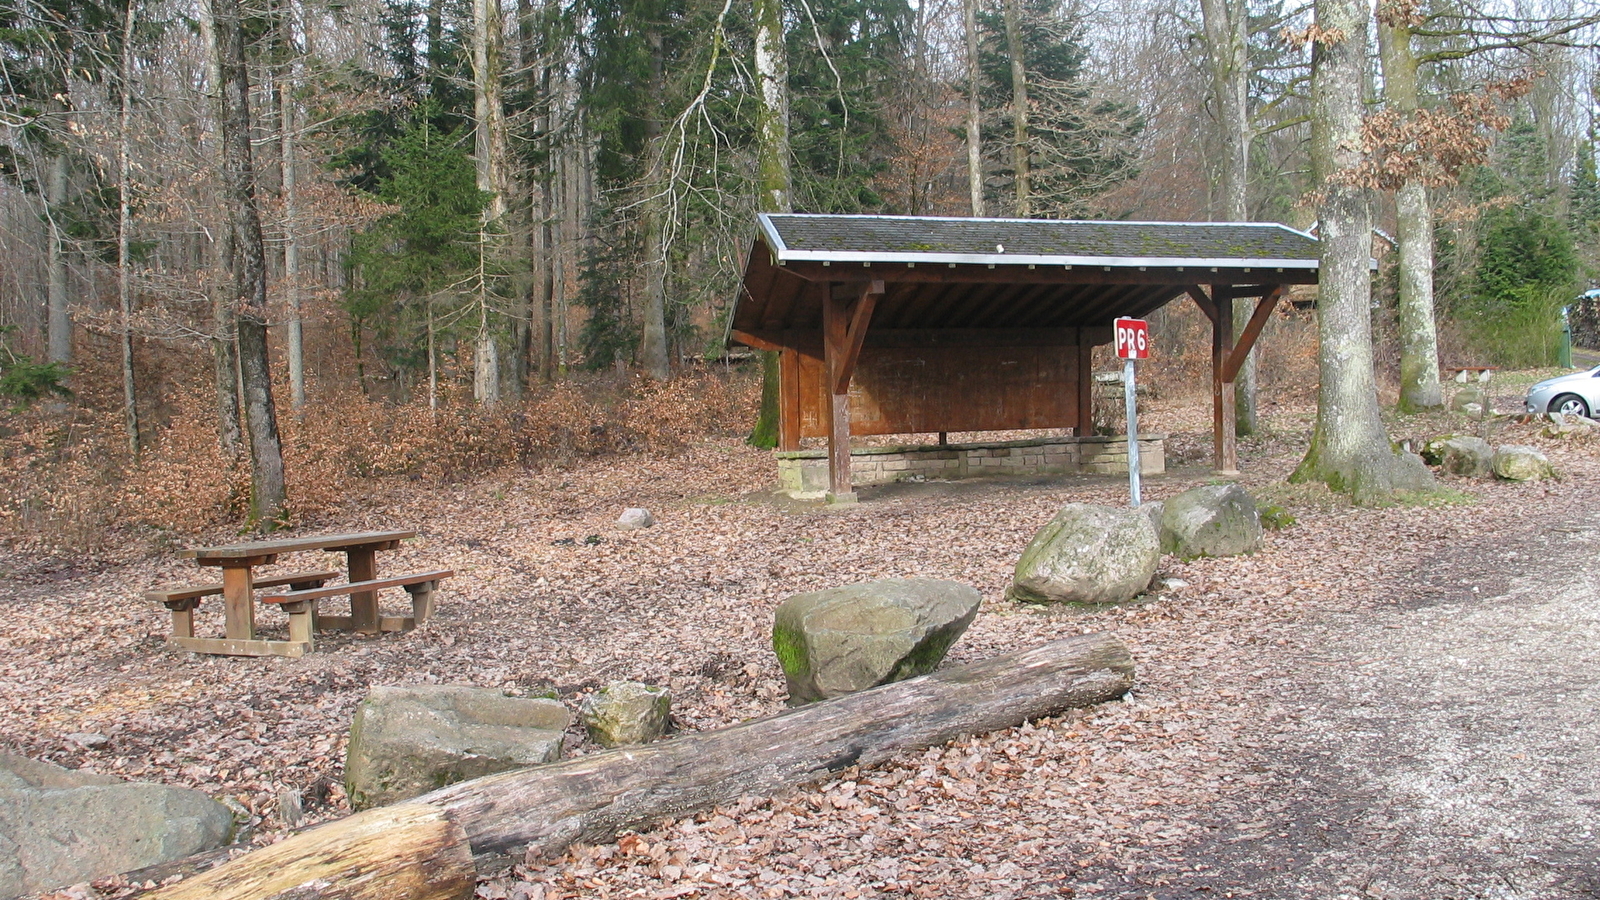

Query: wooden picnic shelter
[729,213,1321,500]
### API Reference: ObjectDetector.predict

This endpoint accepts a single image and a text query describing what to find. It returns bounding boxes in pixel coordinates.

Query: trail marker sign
[1114,317,1149,359]
[1112,317,1148,506]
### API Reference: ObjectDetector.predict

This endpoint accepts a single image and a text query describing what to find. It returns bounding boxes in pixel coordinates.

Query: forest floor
[6,374,1599,900]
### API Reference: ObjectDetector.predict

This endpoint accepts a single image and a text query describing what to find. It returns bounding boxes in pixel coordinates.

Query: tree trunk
[1003,0,1029,216]
[118,0,141,455]
[636,30,671,380]
[1378,19,1443,412]
[964,0,985,217]
[1291,0,1433,505]
[208,0,288,526]
[280,0,306,411]
[748,0,791,445]
[1200,0,1258,435]
[139,634,1132,899]
[198,0,244,458]
[472,0,508,404]
[46,151,70,366]
[754,0,791,215]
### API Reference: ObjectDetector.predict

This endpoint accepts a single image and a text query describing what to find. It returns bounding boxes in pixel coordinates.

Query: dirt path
[1081,491,1600,899]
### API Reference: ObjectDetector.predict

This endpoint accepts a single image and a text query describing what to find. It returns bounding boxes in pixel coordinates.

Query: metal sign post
[1113,317,1150,508]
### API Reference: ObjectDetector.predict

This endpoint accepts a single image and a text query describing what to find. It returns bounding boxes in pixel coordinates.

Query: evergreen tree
[975,0,1141,217]
[346,114,488,392]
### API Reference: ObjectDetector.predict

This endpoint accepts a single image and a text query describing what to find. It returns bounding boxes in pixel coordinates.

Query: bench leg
[281,600,316,648]
[404,581,437,628]
[166,600,199,639]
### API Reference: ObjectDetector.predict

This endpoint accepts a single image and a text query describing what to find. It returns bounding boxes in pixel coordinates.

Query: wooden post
[347,549,379,634]
[778,348,801,452]
[821,280,882,504]
[405,581,437,626]
[169,600,198,639]
[1075,330,1095,437]
[1211,286,1238,475]
[282,600,314,646]
[221,564,255,640]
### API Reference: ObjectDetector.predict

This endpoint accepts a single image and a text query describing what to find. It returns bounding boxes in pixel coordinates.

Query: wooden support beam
[778,349,801,451]
[822,286,855,502]
[831,280,882,395]
[731,329,786,353]
[1187,285,1218,326]
[1211,287,1238,475]
[1222,286,1283,384]
[1076,331,1095,437]
[221,565,254,641]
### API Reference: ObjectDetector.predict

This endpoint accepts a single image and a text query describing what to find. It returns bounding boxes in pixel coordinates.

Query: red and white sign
[1114,317,1150,359]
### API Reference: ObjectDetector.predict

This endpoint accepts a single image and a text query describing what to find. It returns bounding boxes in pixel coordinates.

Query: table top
[178,530,416,561]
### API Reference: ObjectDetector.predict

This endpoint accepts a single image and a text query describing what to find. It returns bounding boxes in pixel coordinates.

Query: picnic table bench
[145,530,453,658]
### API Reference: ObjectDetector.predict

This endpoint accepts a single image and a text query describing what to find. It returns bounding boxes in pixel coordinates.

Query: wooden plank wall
[788,330,1085,439]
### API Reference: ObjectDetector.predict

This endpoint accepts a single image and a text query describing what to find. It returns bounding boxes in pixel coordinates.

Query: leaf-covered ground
[5,383,1595,899]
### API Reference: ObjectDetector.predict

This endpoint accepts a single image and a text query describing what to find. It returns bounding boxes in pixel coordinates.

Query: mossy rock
[772,579,980,705]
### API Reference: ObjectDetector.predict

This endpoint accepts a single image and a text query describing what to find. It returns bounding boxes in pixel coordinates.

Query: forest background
[0,0,1596,536]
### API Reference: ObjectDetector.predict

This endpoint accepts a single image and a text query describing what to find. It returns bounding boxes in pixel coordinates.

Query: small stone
[66,733,109,750]
[1421,435,1494,478]
[617,508,655,530]
[1450,386,1489,417]
[578,682,671,747]
[1492,445,1557,482]
[1161,577,1191,590]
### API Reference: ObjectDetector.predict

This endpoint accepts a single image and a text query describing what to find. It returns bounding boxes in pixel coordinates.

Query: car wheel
[1551,393,1591,418]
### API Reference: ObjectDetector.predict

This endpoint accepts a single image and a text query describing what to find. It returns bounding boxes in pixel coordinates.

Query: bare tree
[472,0,509,403]
[965,0,986,216]
[117,0,140,454]
[1290,0,1435,504]
[205,0,288,525]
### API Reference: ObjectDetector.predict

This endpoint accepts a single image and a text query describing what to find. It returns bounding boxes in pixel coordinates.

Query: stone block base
[776,435,1165,498]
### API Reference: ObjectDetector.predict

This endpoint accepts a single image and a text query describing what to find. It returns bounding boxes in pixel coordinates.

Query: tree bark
[1003,0,1030,216]
[46,151,70,366]
[1200,0,1258,435]
[1291,0,1433,505]
[118,0,141,454]
[1378,19,1443,412]
[208,0,288,526]
[472,0,508,403]
[280,0,306,411]
[748,0,791,445]
[636,30,671,380]
[964,0,985,217]
[139,634,1132,898]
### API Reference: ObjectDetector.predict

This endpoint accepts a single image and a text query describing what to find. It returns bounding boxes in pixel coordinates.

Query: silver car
[1525,366,1600,417]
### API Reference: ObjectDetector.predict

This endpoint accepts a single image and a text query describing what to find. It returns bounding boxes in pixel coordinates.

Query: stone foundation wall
[776,435,1165,498]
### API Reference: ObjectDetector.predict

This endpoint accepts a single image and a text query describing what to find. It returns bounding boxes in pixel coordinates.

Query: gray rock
[65,733,109,751]
[0,753,232,900]
[1422,435,1494,478]
[617,508,655,530]
[1138,501,1167,548]
[1007,503,1160,605]
[345,685,570,810]
[773,578,981,705]
[1492,445,1557,482]
[578,682,671,747]
[1160,483,1263,559]
[1450,386,1489,417]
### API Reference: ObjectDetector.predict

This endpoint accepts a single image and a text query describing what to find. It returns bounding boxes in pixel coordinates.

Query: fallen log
[143,632,1133,900]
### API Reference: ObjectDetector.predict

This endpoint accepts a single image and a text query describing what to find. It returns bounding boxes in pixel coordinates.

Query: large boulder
[1160,483,1263,559]
[1007,503,1159,605]
[1421,435,1494,477]
[1492,445,1557,482]
[773,579,980,705]
[579,682,671,748]
[345,685,570,810]
[0,753,233,899]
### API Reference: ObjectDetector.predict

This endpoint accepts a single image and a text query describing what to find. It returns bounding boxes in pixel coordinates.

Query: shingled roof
[759,213,1320,269]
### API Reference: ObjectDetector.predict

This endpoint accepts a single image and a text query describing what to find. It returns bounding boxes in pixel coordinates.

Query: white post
[1125,358,1141,507]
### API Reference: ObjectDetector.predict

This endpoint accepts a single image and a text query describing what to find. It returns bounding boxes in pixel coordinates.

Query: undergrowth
[0,369,758,551]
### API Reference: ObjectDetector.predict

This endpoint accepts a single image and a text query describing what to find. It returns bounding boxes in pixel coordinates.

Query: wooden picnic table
[166,530,417,657]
